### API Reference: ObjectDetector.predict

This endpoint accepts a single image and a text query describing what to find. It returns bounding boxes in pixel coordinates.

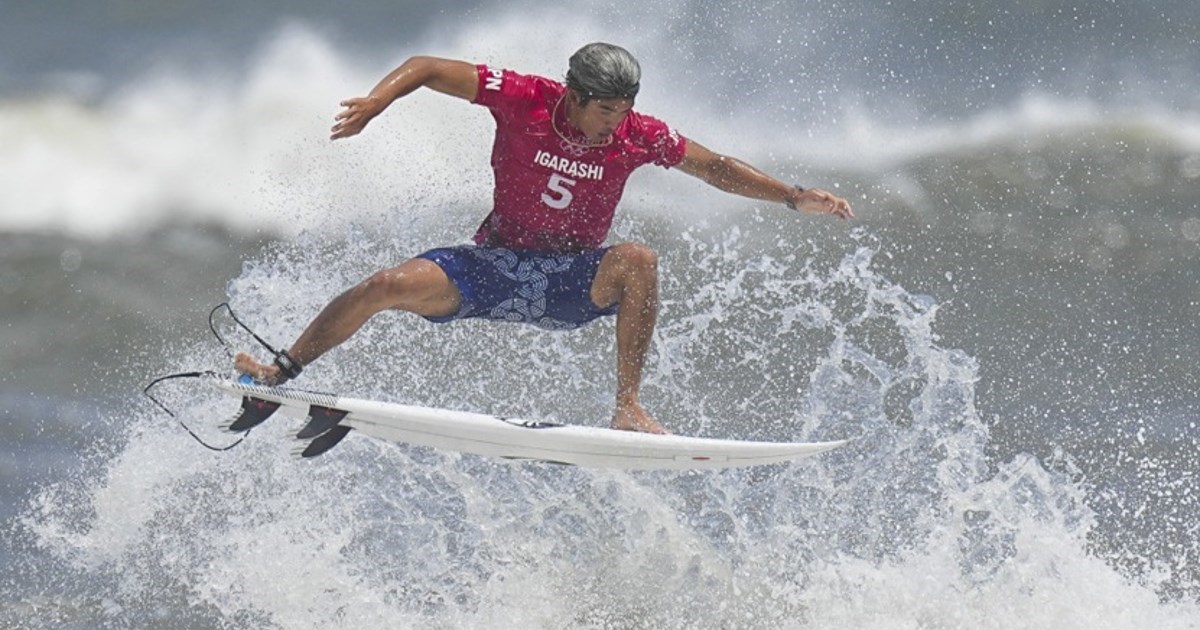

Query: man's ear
[566,88,588,109]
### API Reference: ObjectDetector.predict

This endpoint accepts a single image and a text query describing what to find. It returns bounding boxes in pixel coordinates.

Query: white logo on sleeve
[485,68,503,91]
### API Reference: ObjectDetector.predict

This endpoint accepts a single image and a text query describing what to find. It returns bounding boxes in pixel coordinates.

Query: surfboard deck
[212,378,846,470]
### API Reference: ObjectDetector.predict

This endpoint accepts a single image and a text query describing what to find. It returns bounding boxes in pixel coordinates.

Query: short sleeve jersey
[470,65,688,251]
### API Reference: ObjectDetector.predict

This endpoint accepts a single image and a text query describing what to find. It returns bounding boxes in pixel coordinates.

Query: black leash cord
[146,303,312,452]
[209,302,282,357]
[143,370,247,452]
[209,302,303,380]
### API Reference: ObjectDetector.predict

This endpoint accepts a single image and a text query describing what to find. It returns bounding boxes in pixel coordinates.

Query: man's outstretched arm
[331,56,478,140]
[676,140,854,219]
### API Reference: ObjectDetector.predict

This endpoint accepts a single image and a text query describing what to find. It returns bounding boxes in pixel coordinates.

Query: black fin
[296,406,349,439]
[298,425,352,458]
[224,397,281,432]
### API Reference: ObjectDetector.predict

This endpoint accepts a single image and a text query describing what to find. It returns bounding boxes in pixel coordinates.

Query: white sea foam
[18,223,1198,628]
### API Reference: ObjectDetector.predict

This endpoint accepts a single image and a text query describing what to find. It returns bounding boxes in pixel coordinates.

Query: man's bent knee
[592,243,658,308]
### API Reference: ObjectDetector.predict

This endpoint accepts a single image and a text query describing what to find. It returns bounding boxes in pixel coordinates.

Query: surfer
[235,43,853,434]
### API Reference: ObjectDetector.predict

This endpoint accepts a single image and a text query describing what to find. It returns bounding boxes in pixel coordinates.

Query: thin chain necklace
[551,95,613,150]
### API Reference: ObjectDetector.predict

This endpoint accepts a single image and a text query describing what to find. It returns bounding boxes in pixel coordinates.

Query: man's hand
[234,351,283,385]
[678,142,856,220]
[788,187,855,220]
[331,95,388,140]
[329,57,478,141]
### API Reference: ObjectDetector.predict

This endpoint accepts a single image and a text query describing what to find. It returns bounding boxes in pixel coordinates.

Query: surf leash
[143,303,301,451]
[208,303,303,382]
[142,370,247,451]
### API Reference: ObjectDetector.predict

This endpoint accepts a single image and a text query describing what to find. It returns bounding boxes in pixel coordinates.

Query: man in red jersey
[236,43,853,434]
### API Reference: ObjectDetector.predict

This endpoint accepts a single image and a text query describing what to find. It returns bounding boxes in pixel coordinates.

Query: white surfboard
[212,378,846,470]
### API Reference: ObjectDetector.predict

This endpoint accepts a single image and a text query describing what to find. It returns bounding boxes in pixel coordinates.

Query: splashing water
[12,212,1197,629]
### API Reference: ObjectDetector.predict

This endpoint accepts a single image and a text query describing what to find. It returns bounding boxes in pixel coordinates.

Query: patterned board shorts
[416,245,618,330]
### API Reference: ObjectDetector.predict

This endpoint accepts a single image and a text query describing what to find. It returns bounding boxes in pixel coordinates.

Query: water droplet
[60,248,82,273]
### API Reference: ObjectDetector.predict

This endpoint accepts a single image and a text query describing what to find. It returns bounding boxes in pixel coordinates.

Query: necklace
[551,95,613,150]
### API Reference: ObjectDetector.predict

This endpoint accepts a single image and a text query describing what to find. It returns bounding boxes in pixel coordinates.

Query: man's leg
[235,258,460,383]
[590,243,667,434]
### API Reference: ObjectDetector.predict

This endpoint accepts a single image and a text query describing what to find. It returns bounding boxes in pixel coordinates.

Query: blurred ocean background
[1,1,1197,628]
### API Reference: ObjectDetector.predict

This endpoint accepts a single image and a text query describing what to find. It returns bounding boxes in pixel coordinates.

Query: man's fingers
[331,120,367,140]
[331,110,365,140]
[830,200,853,220]
[813,190,850,220]
[334,97,370,121]
[798,189,854,220]
[331,96,381,141]
[335,103,365,121]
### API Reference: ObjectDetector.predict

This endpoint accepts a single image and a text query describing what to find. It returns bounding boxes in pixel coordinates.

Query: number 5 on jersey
[541,173,577,209]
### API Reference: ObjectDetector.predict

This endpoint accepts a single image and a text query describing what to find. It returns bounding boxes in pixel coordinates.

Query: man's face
[570,94,634,142]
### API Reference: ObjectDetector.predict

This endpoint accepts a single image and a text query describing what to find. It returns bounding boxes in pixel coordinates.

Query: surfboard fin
[222,396,282,432]
[295,406,349,440]
[294,426,353,458]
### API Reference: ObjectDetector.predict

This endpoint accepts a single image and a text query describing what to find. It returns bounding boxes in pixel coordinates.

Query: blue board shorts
[416,245,618,330]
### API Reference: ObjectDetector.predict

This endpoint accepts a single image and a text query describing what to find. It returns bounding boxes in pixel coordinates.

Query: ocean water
[2,1,1198,628]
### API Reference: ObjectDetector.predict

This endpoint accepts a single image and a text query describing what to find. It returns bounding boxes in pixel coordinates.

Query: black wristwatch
[273,350,304,381]
[785,184,806,210]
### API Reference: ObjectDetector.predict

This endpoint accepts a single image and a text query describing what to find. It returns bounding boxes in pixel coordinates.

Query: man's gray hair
[566,42,641,101]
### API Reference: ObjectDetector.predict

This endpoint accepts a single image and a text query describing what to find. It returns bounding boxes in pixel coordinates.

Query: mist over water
[3,1,1198,627]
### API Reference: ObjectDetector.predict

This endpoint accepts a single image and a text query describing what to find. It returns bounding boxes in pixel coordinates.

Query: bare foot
[610,401,669,435]
[234,352,283,385]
